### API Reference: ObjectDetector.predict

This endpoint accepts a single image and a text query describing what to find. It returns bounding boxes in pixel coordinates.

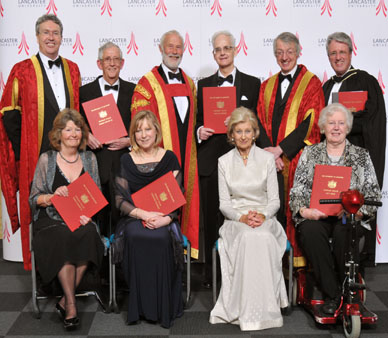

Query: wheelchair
[30,223,107,319]
[291,190,381,338]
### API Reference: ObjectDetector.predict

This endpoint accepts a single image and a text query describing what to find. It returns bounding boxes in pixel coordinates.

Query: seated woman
[114,110,184,328]
[29,109,104,329]
[289,103,381,315]
[209,107,288,331]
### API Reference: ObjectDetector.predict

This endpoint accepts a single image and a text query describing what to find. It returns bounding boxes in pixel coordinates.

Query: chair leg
[30,224,41,319]
[185,241,191,308]
[288,246,294,311]
[212,244,217,305]
[109,246,120,313]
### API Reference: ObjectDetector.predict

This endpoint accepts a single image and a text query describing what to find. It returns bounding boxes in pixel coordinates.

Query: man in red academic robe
[131,30,199,258]
[257,32,324,265]
[0,14,80,269]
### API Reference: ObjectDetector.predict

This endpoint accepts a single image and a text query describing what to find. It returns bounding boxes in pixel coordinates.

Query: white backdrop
[0,0,387,262]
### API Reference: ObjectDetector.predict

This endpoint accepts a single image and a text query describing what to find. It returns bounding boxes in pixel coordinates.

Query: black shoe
[202,280,211,289]
[63,316,80,330]
[55,302,66,320]
[322,297,340,315]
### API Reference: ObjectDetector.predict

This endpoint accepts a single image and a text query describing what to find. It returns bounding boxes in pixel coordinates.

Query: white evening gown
[209,146,288,331]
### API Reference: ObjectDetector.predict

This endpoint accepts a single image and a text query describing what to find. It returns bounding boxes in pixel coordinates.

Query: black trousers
[298,217,365,299]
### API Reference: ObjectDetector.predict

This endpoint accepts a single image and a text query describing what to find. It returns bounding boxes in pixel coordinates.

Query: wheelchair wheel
[343,314,361,338]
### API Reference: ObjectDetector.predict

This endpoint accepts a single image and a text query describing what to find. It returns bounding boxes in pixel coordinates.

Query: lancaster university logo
[0,0,4,17]
[184,32,194,56]
[376,0,387,16]
[377,224,382,245]
[266,0,277,16]
[236,32,248,56]
[127,32,138,55]
[18,32,30,56]
[46,0,58,15]
[210,0,222,16]
[156,0,167,16]
[3,220,10,243]
[72,33,84,55]
[350,32,357,56]
[101,0,113,16]
[321,0,332,16]
[378,71,385,95]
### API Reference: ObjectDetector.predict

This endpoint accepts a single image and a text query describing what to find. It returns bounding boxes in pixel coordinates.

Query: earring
[232,138,234,141]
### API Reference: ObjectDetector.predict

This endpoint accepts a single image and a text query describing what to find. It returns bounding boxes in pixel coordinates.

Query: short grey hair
[98,42,123,60]
[159,30,184,51]
[318,103,353,134]
[326,32,353,55]
[273,32,301,56]
[211,30,236,49]
[35,14,63,36]
[227,107,260,145]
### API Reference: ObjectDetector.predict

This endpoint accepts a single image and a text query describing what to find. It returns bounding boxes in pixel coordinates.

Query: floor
[1,241,388,338]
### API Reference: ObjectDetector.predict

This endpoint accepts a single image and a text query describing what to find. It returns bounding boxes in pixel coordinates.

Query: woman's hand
[54,185,69,197]
[240,211,265,228]
[300,207,327,220]
[144,215,171,229]
[80,215,91,226]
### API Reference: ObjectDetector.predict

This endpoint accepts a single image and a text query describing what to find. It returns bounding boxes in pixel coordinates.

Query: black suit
[80,76,135,234]
[196,69,261,279]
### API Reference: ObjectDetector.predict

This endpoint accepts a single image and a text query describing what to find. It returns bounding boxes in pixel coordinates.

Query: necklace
[59,151,79,164]
[237,149,249,160]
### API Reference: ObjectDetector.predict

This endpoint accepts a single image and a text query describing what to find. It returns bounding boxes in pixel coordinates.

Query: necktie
[217,74,233,86]
[278,73,292,83]
[105,84,119,91]
[168,71,182,82]
[48,58,61,69]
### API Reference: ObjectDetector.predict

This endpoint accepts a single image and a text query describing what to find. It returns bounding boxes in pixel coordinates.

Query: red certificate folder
[132,171,186,215]
[332,91,367,112]
[310,165,352,216]
[51,172,108,231]
[81,93,128,144]
[203,86,236,134]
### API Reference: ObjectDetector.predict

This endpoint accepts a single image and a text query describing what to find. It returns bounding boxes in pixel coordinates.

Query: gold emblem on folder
[216,101,225,109]
[99,110,108,118]
[81,194,89,204]
[160,192,167,202]
[328,180,337,189]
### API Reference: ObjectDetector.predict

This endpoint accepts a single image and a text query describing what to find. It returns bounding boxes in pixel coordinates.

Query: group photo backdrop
[0,0,387,262]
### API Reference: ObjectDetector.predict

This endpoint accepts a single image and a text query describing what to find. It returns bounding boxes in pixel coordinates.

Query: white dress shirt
[39,52,66,110]
[161,63,189,123]
[280,65,298,98]
[99,77,120,103]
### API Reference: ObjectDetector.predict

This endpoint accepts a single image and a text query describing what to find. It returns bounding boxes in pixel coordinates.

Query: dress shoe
[63,316,80,330]
[322,296,340,315]
[55,302,66,319]
[202,280,211,289]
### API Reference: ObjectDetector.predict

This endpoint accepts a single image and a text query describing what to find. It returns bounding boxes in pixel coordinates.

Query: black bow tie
[105,84,119,91]
[217,74,233,86]
[332,75,344,83]
[168,71,182,82]
[48,58,61,69]
[279,73,292,83]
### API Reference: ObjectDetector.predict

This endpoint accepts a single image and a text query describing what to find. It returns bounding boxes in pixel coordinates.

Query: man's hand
[106,137,130,151]
[300,207,328,221]
[199,127,215,141]
[88,133,102,150]
[264,145,283,159]
[275,157,284,172]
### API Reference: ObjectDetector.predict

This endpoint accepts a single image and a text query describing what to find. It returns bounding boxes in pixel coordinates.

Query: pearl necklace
[59,151,80,164]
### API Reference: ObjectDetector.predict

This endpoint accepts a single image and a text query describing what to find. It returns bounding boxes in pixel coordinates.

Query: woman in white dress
[209,107,288,331]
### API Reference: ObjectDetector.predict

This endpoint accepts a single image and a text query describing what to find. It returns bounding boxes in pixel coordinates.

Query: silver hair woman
[210,107,288,331]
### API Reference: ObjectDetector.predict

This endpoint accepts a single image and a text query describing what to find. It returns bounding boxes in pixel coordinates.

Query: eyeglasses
[101,57,122,64]
[275,49,296,58]
[213,46,235,54]
[328,50,349,58]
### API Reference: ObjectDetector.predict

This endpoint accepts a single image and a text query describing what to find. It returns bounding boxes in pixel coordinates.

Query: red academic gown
[131,66,200,259]
[257,64,324,265]
[0,55,80,270]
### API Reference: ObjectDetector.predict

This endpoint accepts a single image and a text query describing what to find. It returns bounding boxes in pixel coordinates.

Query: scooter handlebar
[319,199,382,207]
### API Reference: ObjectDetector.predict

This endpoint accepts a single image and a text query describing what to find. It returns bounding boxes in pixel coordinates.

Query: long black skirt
[122,219,183,328]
